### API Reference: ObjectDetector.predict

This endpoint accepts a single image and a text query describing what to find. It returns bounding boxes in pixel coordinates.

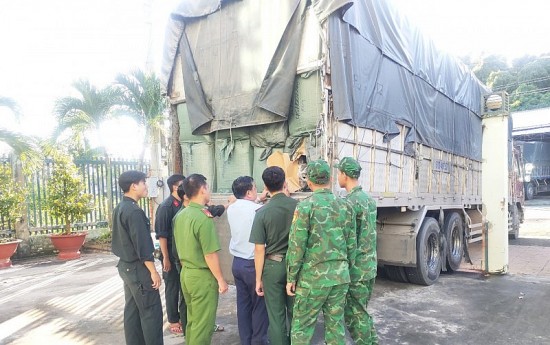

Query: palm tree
[0,97,41,167]
[0,97,41,239]
[53,79,118,228]
[113,70,169,222]
[113,69,168,163]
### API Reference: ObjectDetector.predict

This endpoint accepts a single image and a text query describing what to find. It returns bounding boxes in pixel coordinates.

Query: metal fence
[2,156,150,234]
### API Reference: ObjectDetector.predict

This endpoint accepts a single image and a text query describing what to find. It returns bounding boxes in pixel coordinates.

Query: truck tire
[444,212,464,272]
[525,183,535,200]
[385,265,409,283]
[405,217,442,285]
[509,204,520,240]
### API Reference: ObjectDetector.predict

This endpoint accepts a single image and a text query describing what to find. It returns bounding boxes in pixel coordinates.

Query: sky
[1,0,549,157]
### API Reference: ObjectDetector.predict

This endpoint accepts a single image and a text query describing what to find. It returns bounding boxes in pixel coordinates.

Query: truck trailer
[161,0,516,285]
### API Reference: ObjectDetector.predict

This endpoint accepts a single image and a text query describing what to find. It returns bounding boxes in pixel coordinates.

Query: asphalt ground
[1,196,550,345]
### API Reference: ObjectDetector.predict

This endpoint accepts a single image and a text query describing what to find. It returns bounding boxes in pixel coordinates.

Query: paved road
[3,252,550,345]
[2,196,550,345]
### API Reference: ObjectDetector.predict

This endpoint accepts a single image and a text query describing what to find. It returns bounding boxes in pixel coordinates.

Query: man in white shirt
[227,176,269,345]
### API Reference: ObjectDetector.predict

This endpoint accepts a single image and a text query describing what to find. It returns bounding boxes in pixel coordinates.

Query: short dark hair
[262,166,285,192]
[167,174,185,189]
[232,176,255,199]
[183,174,207,198]
[119,170,147,193]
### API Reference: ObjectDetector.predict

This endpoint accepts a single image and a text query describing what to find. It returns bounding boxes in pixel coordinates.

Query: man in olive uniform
[112,170,163,345]
[155,174,185,335]
[337,157,378,345]
[286,160,357,345]
[250,167,297,345]
[173,174,229,344]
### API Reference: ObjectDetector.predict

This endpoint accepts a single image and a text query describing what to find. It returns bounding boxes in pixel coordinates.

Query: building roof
[512,107,550,142]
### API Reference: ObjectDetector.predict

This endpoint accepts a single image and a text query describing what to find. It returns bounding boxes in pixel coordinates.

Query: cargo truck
[520,142,550,200]
[161,0,518,285]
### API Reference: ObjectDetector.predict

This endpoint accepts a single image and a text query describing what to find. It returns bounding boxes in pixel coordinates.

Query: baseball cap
[335,157,362,178]
[306,160,331,185]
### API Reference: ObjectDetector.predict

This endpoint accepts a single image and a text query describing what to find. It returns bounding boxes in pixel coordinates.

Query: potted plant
[45,152,94,260]
[0,164,25,268]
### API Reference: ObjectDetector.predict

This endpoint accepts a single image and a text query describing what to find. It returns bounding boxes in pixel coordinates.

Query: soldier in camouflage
[336,157,378,345]
[286,160,357,345]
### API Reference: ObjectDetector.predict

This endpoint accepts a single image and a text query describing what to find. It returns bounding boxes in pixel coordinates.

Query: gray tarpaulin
[329,0,488,159]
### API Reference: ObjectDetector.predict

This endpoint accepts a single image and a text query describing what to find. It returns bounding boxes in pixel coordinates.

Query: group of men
[111,156,378,345]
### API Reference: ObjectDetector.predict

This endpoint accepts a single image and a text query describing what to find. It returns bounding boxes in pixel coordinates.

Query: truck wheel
[385,265,409,283]
[525,183,535,200]
[406,217,441,285]
[444,212,464,272]
[509,204,520,240]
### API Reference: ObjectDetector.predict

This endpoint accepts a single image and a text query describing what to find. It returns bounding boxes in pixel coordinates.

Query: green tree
[45,152,93,234]
[0,97,40,164]
[472,54,508,84]
[53,79,117,227]
[0,164,25,235]
[113,69,168,163]
[487,70,518,94]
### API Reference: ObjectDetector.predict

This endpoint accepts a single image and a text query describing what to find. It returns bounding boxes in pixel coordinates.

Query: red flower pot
[49,232,87,260]
[0,239,22,269]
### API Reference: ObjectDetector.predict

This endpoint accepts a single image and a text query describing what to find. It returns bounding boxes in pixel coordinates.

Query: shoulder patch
[202,208,214,218]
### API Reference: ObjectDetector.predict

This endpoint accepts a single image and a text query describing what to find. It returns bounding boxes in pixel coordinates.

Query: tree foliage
[53,79,118,158]
[0,164,25,234]
[468,54,550,111]
[45,152,94,234]
[113,70,168,162]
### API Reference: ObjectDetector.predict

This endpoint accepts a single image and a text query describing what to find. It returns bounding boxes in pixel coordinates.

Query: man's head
[118,170,148,199]
[231,176,257,200]
[182,174,210,204]
[336,157,361,189]
[306,160,331,189]
[167,174,185,194]
[262,166,286,193]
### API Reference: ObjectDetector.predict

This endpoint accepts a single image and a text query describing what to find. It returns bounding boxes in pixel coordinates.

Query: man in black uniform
[112,170,163,345]
[155,174,186,335]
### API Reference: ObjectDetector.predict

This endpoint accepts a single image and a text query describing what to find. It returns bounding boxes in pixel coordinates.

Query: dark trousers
[232,257,269,345]
[117,260,164,345]
[163,259,187,327]
[263,258,294,345]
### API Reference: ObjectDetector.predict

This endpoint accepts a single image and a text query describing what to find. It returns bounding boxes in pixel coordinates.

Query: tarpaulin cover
[162,0,308,134]
[328,0,488,159]
[162,0,488,159]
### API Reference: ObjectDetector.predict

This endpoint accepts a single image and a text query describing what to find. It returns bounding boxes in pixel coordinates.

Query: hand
[286,282,296,296]
[151,271,162,290]
[218,279,229,294]
[258,189,269,202]
[162,257,171,272]
[283,183,290,197]
[255,281,264,296]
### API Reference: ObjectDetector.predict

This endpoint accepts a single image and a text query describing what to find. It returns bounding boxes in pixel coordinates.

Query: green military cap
[307,160,331,184]
[335,157,361,178]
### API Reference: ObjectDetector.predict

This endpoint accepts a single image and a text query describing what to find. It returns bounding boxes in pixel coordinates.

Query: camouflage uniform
[337,157,378,345]
[286,160,357,345]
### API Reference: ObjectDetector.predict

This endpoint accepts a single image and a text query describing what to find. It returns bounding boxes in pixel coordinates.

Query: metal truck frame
[163,1,521,285]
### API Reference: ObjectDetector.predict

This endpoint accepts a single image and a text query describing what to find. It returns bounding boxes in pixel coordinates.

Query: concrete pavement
[2,251,550,345]
[2,196,550,344]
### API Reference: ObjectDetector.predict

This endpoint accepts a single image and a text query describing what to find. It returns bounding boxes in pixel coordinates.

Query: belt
[266,253,285,262]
